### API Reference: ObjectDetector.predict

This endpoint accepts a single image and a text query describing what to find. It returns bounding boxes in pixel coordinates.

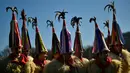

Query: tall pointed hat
[7,7,22,50]
[90,17,110,54]
[55,10,72,54]
[28,17,48,54]
[104,1,125,46]
[71,16,83,56]
[46,20,60,56]
[21,9,31,52]
[103,20,111,48]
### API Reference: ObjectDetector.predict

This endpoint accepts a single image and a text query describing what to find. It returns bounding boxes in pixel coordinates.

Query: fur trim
[111,59,121,66]
[121,49,130,66]
[6,62,23,73]
[81,58,89,67]
[24,60,36,73]
[71,56,83,68]
[27,56,34,62]
[121,49,130,73]
[111,59,122,73]
[34,66,42,73]
[109,49,130,73]
[44,56,88,73]
[79,58,89,73]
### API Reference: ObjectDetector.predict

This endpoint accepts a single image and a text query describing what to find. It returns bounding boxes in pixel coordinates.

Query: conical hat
[92,20,110,54]
[73,26,83,56]
[21,9,31,51]
[51,27,60,55]
[111,15,125,46]
[35,26,48,54]
[60,19,73,54]
[9,12,22,50]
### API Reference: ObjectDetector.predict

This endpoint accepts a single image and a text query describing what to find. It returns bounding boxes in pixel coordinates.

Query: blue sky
[0,0,130,51]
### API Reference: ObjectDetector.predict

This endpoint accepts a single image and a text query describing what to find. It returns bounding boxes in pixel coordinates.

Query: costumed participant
[28,17,50,73]
[104,1,130,73]
[44,10,83,73]
[86,17,121,73]
[103,20,111,48]
[20,9,36,73]
[5,6,28,73]
[71,16,89,73]
[46,20,60,60]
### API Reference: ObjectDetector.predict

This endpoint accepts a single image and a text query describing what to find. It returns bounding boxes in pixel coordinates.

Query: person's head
[110,42,123,55]
[38,52,47,61]
[23,49,30,56]
[53,52,60,59]
[14,47,22,57]
[115,42,123,52]
[63,52,72,61]
[96,50,109,64]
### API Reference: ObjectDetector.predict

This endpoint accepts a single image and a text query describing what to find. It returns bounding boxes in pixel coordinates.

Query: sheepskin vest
[86,59,121,73]
[109,49,130,73]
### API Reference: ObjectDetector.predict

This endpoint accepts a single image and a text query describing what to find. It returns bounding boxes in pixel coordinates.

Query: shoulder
[45,60,51,64]
[71,56,83,67]
[71,55,81,62]
[27,56,34,62]
[82,58,89,62]
[71,55,77,59]
[87,59,95,65]
[44,59,70,73]
[45,59,62,68]
[71,56,81,63]
[25,56,36,67]
[81,58,89,67]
